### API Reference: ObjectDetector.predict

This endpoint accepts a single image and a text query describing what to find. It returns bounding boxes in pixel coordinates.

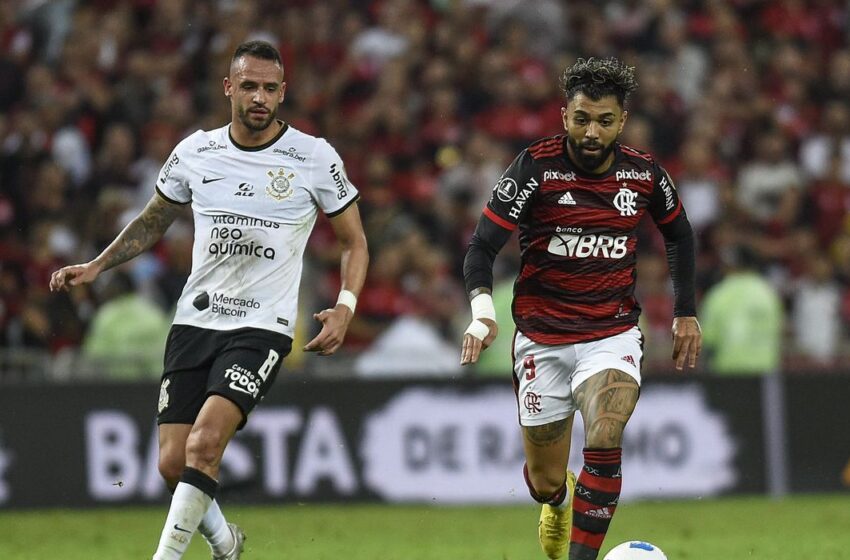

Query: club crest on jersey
[614,187,638,216]
[266,168,295,201]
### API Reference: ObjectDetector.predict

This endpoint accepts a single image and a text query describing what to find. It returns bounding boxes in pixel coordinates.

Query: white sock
[198,500,235,556]
[152,481,213,560]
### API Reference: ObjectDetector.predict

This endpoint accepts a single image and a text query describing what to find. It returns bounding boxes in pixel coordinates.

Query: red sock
[570,448,622,560]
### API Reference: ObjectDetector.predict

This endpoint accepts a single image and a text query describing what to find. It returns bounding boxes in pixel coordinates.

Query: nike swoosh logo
[229,382,255,396]
[173,524,192,533]
[202,176,225,184]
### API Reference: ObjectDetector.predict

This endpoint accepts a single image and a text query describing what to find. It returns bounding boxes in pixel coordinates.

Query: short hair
[231,40,282,67]
[560,57,638,107]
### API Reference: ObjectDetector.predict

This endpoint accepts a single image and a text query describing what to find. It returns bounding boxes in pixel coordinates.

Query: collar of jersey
[228,120,289,152]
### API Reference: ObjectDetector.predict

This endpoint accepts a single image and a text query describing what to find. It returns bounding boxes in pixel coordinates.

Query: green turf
[1,495,848,559]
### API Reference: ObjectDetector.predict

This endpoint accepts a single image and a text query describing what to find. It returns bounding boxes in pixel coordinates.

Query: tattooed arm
[50,194,186,292]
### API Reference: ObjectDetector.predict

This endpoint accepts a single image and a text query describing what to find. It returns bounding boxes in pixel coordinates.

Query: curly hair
[560,57,638,107]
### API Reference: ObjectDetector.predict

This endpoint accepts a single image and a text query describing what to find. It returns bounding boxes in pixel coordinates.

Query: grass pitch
[1,495,848,559]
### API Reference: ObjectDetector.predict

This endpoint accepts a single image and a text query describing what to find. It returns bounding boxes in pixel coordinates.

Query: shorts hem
[572,362,641,393]
[156,418,195,426]
[519,411,574,427]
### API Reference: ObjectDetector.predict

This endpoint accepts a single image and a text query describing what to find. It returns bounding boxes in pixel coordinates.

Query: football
[603,541,668,560]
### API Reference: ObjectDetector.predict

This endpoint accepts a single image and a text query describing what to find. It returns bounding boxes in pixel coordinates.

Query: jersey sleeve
[155,141,192,205]
[311,140,360,217]
[646,162,683,225]
[482,150,540,230]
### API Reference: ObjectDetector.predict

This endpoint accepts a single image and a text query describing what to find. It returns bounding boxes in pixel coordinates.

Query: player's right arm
[49,193,184,292]
[460,150,538,365]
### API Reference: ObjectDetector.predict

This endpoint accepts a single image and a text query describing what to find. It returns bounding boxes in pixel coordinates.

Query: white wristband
[464,319,490,341]
[336,289,357,313]
[470,293,496,321]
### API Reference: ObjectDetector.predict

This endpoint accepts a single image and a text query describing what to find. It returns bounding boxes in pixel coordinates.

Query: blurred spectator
[634,253,675,371]
[804,145,850,249]
[668,136,732,239]
[354,315,462,377]
[82,270,170,380]
[700,245,784,375]
[735,126,804,232]
[799,100,850,185]
[790,253,842,367]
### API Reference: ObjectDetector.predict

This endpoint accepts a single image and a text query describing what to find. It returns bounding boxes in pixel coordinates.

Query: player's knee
[585,419,626,448]
[185,427,227,469]
[158,455,183,488]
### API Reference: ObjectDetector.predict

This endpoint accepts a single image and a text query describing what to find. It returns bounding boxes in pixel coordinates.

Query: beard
[238,104,278,131]
[567,135,616,172]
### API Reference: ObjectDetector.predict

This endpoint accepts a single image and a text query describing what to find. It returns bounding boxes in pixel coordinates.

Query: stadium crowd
[1,0,849,378]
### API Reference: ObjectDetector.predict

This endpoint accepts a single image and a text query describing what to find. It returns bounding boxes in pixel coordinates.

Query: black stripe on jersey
[524,312,638,331]
[520,277,634,301]
[228,120,289,152]
[155,186,191,205]
[518,317,637,345]
[326,193,360,218]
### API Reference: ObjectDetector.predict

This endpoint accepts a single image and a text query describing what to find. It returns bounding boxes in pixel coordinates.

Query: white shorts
[513,326,643,427]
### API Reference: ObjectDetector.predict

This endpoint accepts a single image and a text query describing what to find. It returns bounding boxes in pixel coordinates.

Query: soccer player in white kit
[50,41,369,560]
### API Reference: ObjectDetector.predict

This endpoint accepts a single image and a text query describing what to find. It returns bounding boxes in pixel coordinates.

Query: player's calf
[570,448,622,560]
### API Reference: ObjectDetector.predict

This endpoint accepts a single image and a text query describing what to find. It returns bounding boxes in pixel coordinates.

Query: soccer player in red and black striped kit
[460,57,701,560]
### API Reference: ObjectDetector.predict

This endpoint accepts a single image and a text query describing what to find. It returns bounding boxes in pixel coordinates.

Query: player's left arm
[648,164,701,370]
[304,202,369,356]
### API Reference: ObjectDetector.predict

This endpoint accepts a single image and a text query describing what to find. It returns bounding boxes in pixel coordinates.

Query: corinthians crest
[266,168,295,201]
[158,378,170,413]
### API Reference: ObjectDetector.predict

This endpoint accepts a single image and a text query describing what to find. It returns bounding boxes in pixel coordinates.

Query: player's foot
[212,523,246,560]
[538,470,577,559]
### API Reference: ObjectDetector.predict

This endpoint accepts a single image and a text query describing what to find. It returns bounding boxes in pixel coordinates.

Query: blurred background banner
[1,374,844,509]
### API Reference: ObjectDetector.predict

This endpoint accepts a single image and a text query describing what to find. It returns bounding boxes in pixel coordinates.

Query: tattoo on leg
[574,369,639,448]
[524,419,569,447]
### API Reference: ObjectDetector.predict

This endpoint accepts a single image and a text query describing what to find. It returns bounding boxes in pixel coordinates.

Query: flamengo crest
[266,168,295,201]
[614,187,638,216]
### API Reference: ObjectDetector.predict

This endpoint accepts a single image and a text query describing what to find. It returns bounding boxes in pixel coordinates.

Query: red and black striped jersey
[483,135,683,345]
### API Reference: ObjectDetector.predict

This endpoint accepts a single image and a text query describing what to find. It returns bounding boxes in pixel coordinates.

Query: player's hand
[49,262,102,292]
[672,316,701,371]
[304,305,352,356]
[460,318,498,366]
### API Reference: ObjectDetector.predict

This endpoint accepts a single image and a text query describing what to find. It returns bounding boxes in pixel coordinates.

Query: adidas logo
[558,192,576,205]
[585,507,613,519]
[621,355,636,366]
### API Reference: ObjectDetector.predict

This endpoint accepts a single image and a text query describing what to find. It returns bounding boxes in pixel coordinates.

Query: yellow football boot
[538,469,577,559]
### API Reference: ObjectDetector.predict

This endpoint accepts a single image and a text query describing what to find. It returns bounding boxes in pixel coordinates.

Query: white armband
[336,289,357,313]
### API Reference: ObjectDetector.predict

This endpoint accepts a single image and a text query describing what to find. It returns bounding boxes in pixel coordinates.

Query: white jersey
[155,122,359,338]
